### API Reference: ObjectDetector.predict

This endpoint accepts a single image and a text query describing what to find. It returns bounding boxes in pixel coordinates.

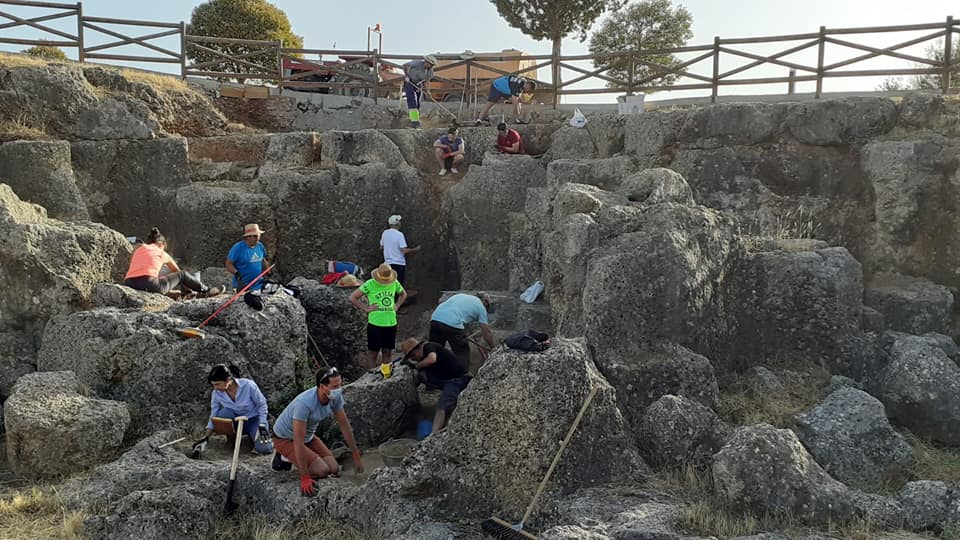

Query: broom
[178,264,275,339]
[481,386,598,539]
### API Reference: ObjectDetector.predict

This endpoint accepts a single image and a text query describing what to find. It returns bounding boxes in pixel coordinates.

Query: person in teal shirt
[430,292,496,370]
[226,223,270,290]
[350,263,407,378]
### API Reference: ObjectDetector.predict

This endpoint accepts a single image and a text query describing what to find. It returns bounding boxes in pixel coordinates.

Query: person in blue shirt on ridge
[226,223,270,291]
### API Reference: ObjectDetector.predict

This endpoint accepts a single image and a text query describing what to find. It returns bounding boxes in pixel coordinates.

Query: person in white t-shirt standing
[380,215,421,286]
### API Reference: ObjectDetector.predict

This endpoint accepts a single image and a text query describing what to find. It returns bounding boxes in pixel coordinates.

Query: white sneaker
[438,168,447,176]
[451,168,459,174]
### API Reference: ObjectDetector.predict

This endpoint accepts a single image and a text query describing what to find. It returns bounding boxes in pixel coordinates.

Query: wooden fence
[0,0,957,106]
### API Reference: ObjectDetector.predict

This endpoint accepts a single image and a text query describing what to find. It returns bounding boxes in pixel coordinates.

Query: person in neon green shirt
[350,263,407,378]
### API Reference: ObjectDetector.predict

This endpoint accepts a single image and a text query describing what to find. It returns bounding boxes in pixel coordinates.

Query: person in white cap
[402,54,437,128]
[380,215,420,286]
[226,223,270,291]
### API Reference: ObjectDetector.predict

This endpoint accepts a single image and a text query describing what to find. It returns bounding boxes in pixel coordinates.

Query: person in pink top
[123,227,223,297]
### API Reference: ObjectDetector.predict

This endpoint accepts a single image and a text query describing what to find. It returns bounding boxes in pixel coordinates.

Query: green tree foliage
[491,0,624,85]
[589,0,693,89]
[187,0,303,79]
[22,45,67,61]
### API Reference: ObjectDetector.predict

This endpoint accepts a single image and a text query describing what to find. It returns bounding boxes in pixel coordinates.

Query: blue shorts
[425,374,471,414]
[487,85,511,103]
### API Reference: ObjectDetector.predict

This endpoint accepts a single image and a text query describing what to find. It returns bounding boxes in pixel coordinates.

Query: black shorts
[367,323,397,352]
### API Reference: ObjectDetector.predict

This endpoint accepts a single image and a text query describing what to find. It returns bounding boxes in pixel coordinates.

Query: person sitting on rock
[430,292,496,371]
[191,364,273,458]
[475,74,536,126]
[495,122,524,155]
[400,338,471,434]
[433,126,466,175]
[350,264,407,379]
[123,227,224,297]
[225,223,270,291]
[271,367,364,496]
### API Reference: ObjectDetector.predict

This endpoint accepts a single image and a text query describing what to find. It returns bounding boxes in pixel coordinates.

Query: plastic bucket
[379,438,417,467]
[617,93,646,115]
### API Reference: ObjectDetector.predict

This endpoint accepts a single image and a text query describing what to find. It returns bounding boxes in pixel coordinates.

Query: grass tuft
[115,68,188,92]
[716,365,830,428]
[903,432,960,485]
[0,487,84,540]
[210,513,364,540]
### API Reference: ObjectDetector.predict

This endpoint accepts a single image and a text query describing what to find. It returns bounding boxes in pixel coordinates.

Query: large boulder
[442,153,547,289]
[793,387,913,486]
[783,97,897,145]
[90,283,175,311]
[638,394,729,469]
[0,140,88,220]
[319,367,419,448]
[542,487,689,539]
[4,371,129,477]
[288,277,365,370]
[37,294,309,433]
[618,168,695,206]
[388,338,647,521]
[865,272,954,335]
[679,102,785,145]
[862,140,960,288]
[897,481,953,531]
[624,109,686,156]
[260,163,456,290]
[724,243,863,367]
[0,331,36,400]
[320,129,406,167]
[869,335,960,445]
[0,183,132,337]
[602,342,720,419]
[546,156,640,191]
[71,138,191,236]
[578,203,740,355]
[712,424,856,524]
[171,184,275,269]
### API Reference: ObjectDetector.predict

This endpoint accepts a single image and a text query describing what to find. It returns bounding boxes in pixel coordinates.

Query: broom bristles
[480,516,538,539]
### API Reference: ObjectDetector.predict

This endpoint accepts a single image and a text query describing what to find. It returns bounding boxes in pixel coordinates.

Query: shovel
[178,265,275,339]
[224,415,247,514]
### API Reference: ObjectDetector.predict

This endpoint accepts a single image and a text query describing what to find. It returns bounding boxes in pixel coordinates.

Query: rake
[178,264,275,339]
[480,386,598,539]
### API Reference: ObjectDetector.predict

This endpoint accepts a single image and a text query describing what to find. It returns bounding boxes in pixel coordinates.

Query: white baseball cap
[388,215,402,225]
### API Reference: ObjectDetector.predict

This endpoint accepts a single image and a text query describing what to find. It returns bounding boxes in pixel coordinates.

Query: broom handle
[229,416,247,481]
[520,385,598,527]
[197,264,275,329]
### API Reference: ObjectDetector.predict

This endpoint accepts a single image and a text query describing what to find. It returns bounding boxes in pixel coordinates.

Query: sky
[1,0,956,103]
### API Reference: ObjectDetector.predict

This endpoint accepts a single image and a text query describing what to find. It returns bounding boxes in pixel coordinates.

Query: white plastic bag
[568,108,588,128]
[520,280,544,304]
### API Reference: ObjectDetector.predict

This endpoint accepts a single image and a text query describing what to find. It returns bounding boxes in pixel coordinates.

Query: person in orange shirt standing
[123,227,224,297]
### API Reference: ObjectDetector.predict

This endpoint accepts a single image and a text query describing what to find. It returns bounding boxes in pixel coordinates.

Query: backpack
[504,329,550,352]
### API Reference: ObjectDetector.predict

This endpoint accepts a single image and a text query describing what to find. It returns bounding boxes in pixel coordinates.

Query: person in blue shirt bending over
[226,223,270,291]
[190,364,274,458]
[475,74,536,126]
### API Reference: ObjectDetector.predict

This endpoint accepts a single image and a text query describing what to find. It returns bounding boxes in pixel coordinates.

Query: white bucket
[617,93,646,115]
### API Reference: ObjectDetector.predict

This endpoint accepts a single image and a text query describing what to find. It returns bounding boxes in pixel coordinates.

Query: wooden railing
[0,0,956,106]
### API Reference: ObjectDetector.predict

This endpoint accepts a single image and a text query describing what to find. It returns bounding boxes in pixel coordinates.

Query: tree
[187,0,303,80]
[876,37,959,92]
[22,44,67,61]
[589,0,693,89]
[491,0,624,93]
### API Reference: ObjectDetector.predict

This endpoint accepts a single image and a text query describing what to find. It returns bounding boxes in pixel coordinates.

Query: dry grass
[904,432,960,485]
[211,513,365,540]
[0,487,84,540]
[716,365,830,428]
[0,52,58,69]
[115,68,188,92]
[738,206,821,251]
[0,111,51,142]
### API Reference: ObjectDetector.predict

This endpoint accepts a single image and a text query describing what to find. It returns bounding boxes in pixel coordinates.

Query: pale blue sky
[1,0,956,101]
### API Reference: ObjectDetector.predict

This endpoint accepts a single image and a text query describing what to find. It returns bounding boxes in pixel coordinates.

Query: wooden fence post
[465,61,472,112]
[274,40,282,83]
[627,56,635,96]
[76,2,84,62]
[788,69,796,94]
[711,36,720,103]
[816,25,826,98]
[372,48,379,104]
[551,50,559,109]
[944,16,954,93]
[179,21,187,79]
